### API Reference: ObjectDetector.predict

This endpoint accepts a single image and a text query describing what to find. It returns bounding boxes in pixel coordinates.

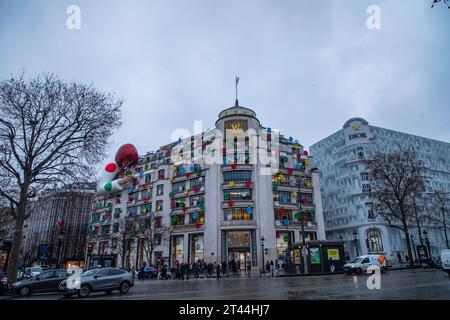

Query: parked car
[24,266,43,277]
[0,270,28,288]
[343,254,387,275]
[58,267,134,298]
[441,249,450,275]
[12,269,72,296]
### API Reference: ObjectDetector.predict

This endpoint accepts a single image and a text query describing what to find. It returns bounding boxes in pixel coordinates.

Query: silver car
[58,267,134,298]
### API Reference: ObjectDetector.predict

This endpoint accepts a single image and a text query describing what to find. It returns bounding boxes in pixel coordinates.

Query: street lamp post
[260,236,266,277]
[353,230,359,257]
[423,230,431,261]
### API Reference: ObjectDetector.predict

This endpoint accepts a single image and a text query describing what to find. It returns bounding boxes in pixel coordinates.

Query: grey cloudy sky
[1,0,449,159]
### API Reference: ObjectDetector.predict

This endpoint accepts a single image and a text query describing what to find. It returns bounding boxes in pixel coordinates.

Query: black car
[12,269,73,296]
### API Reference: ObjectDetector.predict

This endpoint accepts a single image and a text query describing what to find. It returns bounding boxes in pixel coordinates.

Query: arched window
[366,229,383,253]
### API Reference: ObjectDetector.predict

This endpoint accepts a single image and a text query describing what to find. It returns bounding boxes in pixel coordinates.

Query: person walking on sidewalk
[246,261,251,278]
[270,260,274,277]
[216,263,221,279]
[265,261,270,276]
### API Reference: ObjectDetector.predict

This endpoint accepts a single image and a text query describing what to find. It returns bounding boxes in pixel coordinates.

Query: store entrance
[227,231,251,270]
[228,251,250,270]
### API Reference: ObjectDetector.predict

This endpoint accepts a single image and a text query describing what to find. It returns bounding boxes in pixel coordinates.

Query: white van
[441,249,450,275]
[343,254,387,275]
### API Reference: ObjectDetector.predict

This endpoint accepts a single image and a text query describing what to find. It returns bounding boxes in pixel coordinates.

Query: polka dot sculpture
[97,143,139,194]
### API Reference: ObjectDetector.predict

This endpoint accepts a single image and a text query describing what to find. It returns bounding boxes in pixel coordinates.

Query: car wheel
[355,268,362,275]
[19,286,31,296]
[119,281,130,294]
[77,284,91,298]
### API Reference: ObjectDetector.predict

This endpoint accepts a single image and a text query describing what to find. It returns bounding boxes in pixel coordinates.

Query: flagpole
[235,76,239,106]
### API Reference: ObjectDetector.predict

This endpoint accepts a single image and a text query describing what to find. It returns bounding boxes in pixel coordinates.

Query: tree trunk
[6,209,25,285]
[404,228,415,267]
[443,209,449,250]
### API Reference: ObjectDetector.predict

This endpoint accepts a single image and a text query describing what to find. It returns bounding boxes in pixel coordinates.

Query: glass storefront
[226,231,251,270]
[171,235,184,265]
[190,234,204,263]
[276,231,293,264]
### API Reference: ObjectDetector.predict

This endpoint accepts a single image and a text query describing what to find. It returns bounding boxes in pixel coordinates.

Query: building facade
[23,183,96,268]
[87,105,326,271]
[310,117,450,261]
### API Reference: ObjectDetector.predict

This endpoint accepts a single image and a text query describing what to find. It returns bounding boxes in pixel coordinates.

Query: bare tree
[0,72,122,283]
[407,190,430,247]
[136,211,169,266]
[109,216,134,269]
[431,190,450,250]
[107,212,168,269]
[368,150,425,267]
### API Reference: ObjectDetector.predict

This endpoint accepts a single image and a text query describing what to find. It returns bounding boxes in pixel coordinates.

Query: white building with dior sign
[310,118,450,261]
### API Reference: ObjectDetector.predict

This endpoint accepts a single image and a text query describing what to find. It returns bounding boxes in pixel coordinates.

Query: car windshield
[351,257,364,263]
[81,269,99,277]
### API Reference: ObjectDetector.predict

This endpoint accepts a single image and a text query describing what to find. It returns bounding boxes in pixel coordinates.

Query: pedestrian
[265,261,270,276]
[246,261,251,278]
[397,253,402,264]
[405,254,409,263]
[270,260,274,277]
[216,262,221,279]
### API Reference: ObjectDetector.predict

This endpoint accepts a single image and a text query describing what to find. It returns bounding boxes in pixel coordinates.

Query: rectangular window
[223,170,252,182]
[360,173,369,181]
[190,178,204,190]
[113,223,119,233]
[189,211,205,224]
[171,214,185,226]
[362,184,371,193]
[158,169,165,179]
[157,184,164,196]
[113,208,122,219]
[190,194,205,206]
[155,200,163,212]
[141,189,152,200]
[224,188,252,201]
[274,209,292,221]
[172,181,186,193]
[101,225,110,236]
[273,191,291,203]
[91,212,100,223]
[223,208,253,221]
[299,193,313,205]
[127,206,138,216]
[154,216,162,228]
[144,174,152,184]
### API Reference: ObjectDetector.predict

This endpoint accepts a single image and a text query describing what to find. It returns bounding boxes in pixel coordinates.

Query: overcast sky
[1,0,449,160]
